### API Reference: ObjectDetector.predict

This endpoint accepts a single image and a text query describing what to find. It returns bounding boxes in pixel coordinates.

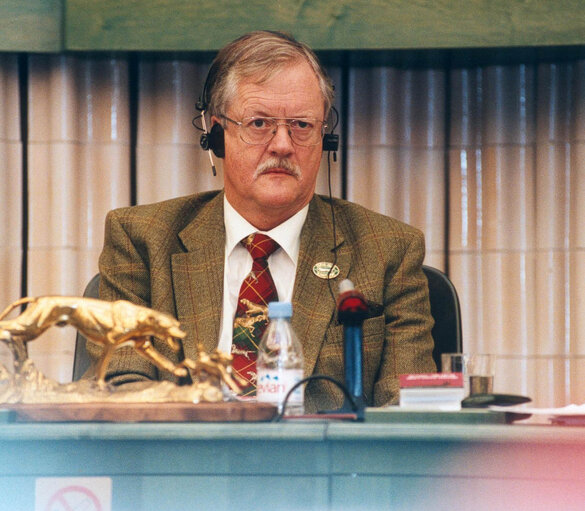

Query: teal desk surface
[1,416,585,444]
[1,408,585,511]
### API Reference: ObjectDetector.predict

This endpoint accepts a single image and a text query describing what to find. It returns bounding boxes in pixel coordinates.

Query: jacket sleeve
[373,228,437,406]
[98,208,152,307]
[85,208,163,384]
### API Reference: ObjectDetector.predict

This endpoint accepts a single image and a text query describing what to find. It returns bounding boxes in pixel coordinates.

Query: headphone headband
[197,64,339,162]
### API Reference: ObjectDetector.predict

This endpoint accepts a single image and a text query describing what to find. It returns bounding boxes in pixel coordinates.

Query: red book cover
[399,373,464,388]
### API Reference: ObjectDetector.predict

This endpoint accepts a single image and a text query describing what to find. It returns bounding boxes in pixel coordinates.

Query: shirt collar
[224,195,308,263]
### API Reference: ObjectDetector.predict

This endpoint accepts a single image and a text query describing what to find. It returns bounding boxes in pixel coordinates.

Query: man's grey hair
[205,31,335,119]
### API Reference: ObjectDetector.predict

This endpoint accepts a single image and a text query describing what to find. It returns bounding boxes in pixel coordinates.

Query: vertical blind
[1,51,584,406]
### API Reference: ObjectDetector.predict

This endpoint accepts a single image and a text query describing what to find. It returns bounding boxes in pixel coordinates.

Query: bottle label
[257,369,304,404]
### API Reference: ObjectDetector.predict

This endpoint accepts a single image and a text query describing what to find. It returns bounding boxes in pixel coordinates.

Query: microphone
[336,279,368,413]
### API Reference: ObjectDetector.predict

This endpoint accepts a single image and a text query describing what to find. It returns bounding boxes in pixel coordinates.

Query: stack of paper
[399,373,465,411]
[490,403,585,425]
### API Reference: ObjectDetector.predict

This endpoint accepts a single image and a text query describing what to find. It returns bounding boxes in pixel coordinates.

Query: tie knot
[243,233,279,261]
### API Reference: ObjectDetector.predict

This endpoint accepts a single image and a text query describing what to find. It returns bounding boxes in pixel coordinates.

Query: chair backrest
[422,265,463,370]
[72,267,463,379]
[72,273,100,380]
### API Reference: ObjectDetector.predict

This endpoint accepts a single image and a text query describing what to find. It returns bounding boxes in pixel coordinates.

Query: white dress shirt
[217,196,309,353]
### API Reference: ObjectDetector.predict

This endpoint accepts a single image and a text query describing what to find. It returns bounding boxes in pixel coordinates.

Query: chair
[72,267,463,379]
[422,265,463,370]
[71,273,100,380]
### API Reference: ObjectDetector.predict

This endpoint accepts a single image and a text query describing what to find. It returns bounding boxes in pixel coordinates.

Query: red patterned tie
[232,233,280,397]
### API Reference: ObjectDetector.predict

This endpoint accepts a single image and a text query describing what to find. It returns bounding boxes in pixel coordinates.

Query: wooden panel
[65,0,585,51]
[6,402,278,422]
[0,0,63,52]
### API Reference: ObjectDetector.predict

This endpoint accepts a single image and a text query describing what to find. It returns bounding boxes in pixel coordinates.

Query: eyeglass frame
[219,115,328,147]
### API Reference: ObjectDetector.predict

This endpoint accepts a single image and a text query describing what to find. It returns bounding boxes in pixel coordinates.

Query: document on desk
[490,403,585,416]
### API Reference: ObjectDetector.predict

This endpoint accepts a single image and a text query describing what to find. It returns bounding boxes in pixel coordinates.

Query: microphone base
[320,396,367,421]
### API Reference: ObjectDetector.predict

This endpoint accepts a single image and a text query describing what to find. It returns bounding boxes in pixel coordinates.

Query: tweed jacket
[93,190,436,412]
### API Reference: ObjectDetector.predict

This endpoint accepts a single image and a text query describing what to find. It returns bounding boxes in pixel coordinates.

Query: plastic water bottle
[256,301,304,415]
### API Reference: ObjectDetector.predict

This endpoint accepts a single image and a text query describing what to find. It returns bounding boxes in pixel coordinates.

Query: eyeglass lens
[240,117,323,146]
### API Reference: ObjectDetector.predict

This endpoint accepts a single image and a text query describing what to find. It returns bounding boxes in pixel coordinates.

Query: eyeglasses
[221,115,327,147]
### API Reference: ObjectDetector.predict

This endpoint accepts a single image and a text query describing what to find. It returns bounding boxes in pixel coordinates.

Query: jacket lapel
[171,192,225,358]
[170,193,350,374]
[292,196,350,377]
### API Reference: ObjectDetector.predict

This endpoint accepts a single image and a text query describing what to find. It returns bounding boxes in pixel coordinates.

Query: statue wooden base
[5,401,278,423]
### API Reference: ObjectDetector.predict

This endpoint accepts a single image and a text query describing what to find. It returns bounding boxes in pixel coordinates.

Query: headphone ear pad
[208,123,225,158]
[323,133,339,152]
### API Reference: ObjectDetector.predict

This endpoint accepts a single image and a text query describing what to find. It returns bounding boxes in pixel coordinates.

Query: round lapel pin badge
[313,262,340,280]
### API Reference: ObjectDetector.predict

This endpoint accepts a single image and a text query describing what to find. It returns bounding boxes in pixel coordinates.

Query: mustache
[254,158,301,179]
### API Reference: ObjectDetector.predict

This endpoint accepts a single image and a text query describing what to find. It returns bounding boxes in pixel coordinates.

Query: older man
[92,31,436,412]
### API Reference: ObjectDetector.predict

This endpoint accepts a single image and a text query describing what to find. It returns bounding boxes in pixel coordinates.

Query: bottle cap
[268,301,293,318]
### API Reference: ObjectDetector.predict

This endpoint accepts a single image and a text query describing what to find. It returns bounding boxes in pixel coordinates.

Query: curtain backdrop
[1,51,583,406]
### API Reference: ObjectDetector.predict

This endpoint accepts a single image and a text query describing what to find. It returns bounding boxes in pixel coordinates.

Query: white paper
[490,403,585,416]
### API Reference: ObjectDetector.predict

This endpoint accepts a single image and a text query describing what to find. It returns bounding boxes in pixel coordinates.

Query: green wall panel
[0,0,63,52]
[1,1,584,53]
[65,0,585,51]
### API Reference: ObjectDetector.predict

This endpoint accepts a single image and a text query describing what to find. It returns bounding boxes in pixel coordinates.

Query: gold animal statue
[183,343,246,394]
[0,296,187,385]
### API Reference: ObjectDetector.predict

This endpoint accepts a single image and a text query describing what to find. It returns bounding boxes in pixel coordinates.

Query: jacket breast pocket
[361,315,385,378]
[319,314,385,376]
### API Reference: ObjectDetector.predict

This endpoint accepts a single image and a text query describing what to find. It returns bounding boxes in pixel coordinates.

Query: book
[399,373,465,411]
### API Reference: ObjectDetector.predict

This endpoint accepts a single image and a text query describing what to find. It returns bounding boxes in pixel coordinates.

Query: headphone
[195,61,339,168]
[196,61,226,161]
[199,123,226,159]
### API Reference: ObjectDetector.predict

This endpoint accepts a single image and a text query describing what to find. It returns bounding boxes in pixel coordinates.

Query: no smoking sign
[35,477,112,511]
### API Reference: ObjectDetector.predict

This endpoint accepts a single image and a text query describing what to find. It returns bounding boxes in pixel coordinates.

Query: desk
[1,416,585,511]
